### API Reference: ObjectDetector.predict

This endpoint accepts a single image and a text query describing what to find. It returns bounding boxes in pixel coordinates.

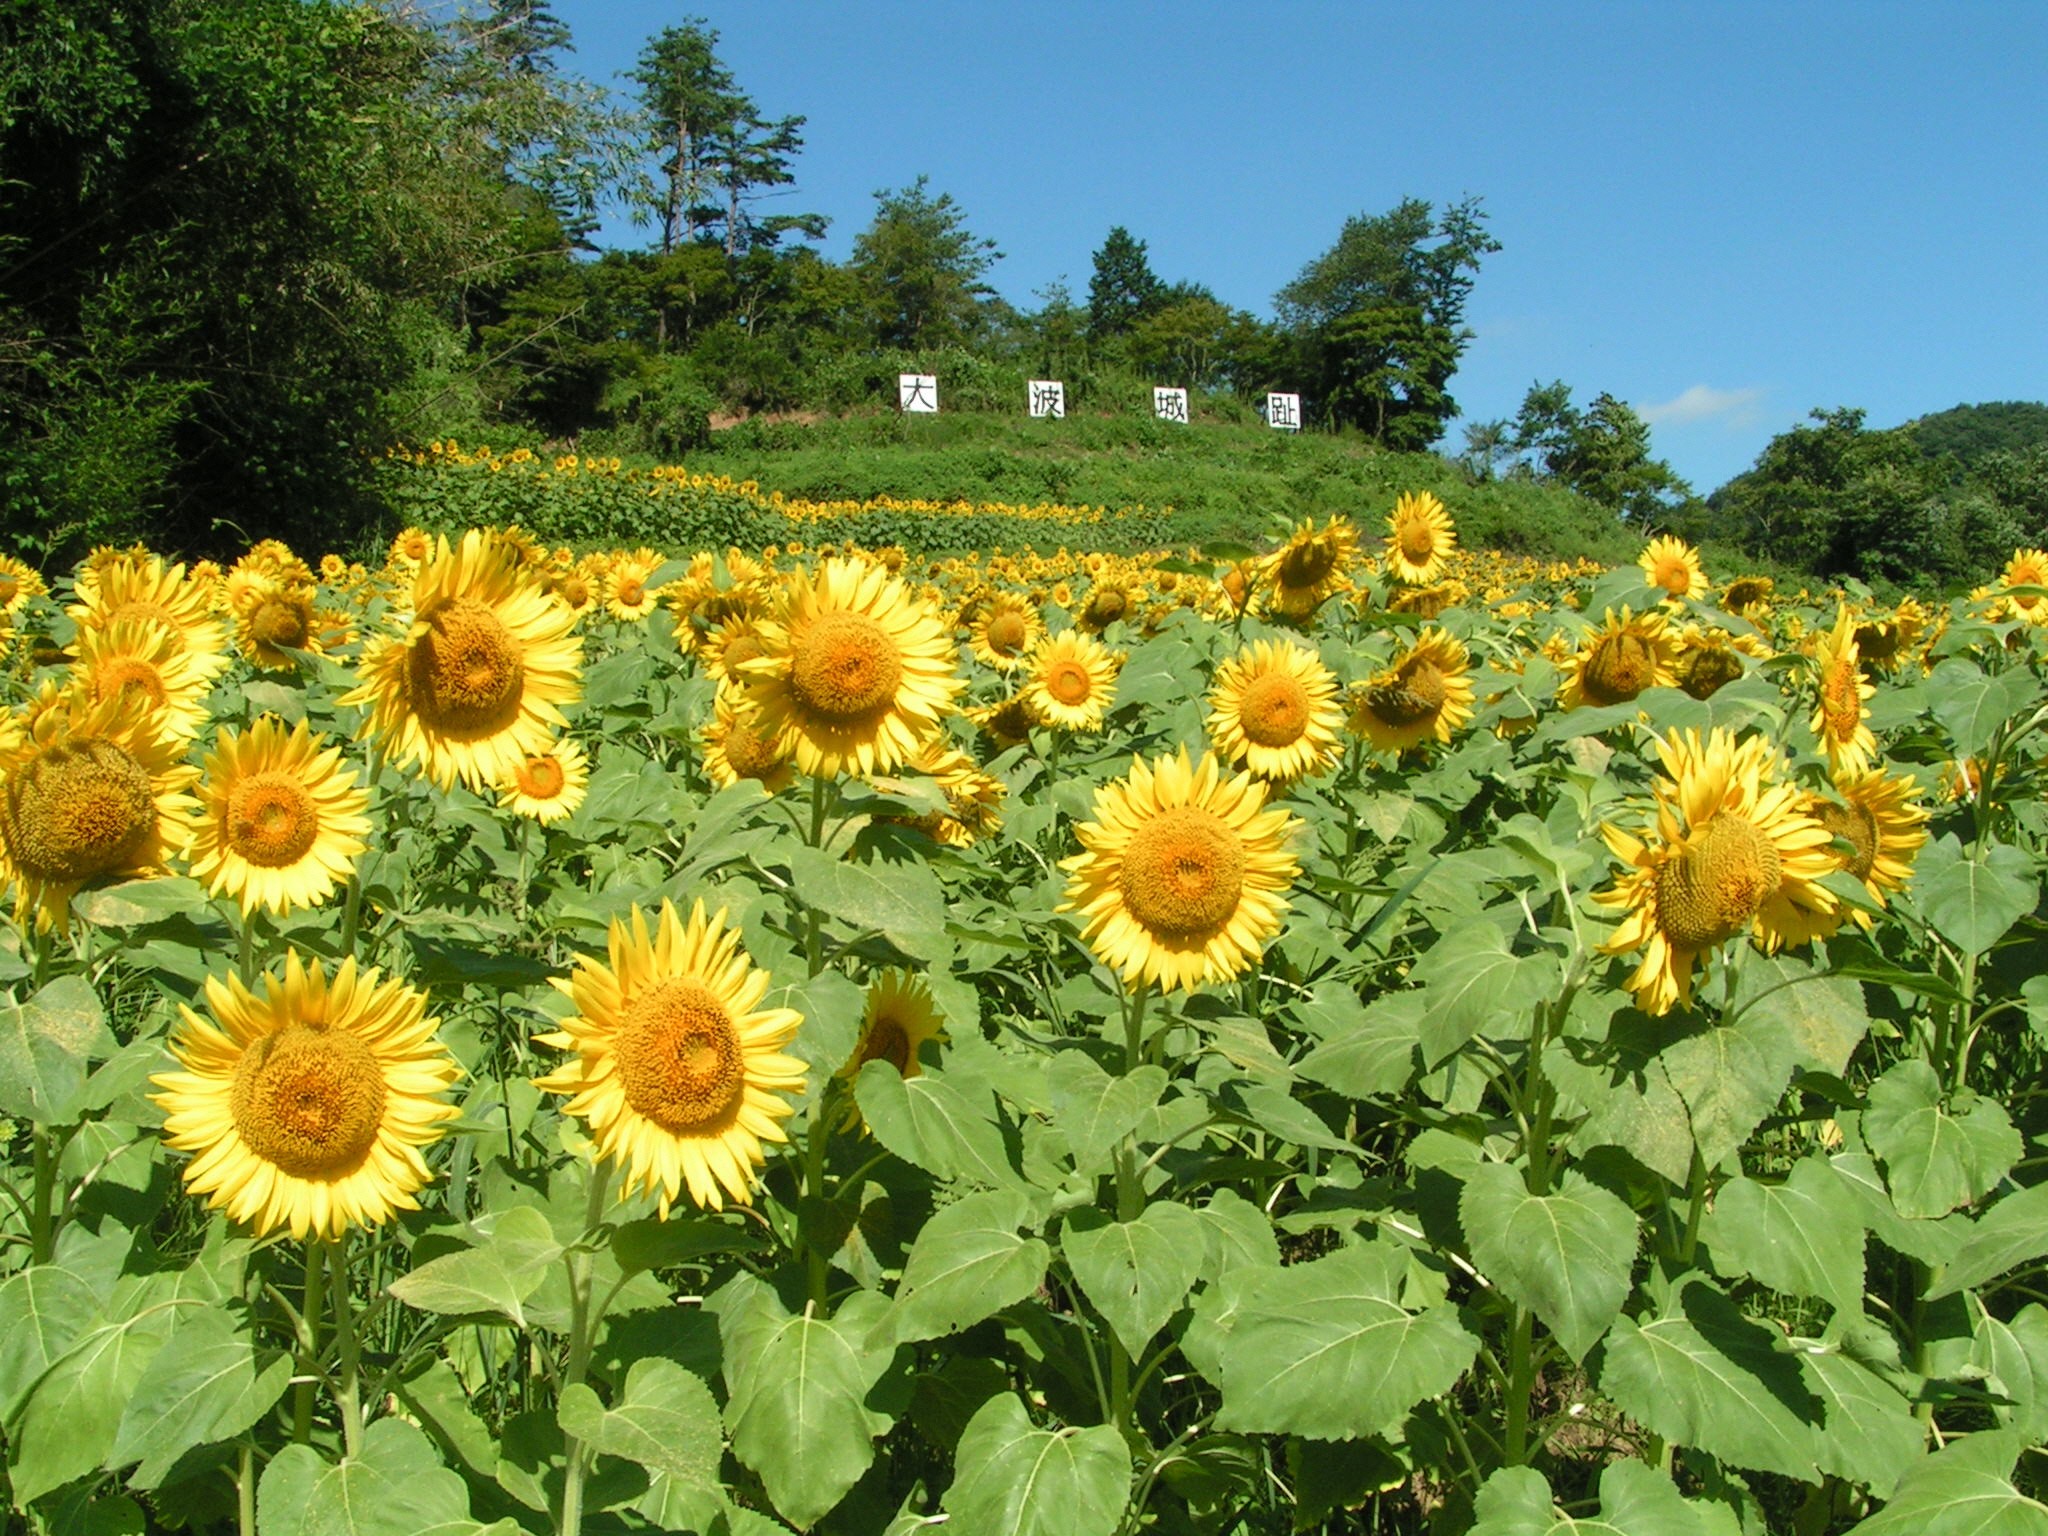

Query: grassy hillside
[672,409,1645,565]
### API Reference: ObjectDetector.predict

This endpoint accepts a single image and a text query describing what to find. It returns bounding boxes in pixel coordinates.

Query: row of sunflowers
[0,499,2045,1534]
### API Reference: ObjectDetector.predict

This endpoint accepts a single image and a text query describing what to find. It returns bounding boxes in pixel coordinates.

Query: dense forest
[2,0,2044,585]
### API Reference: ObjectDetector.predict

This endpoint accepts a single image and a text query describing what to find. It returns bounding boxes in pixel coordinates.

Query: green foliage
[850,176,1003,351]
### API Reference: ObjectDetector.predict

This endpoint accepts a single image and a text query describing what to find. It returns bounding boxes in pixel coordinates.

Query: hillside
[1903,400,2048,465]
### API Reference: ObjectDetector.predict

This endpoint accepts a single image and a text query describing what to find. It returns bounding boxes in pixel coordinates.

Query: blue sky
[547,1,2045,494]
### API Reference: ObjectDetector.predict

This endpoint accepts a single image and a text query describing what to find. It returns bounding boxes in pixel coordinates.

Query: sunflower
[1719,575,1774,615]
[1206,639,1344,782]
[968,591,1043,671]
[231,576,323,672]
[835,969,947,1126]
[68,618,213,744]
[187,717,370,916]
[387,527,432,573]
[702,686,795,794]
[534,901,806,1215]
[1347,628,1476,753]
[1672,624,1750,701]
[1853,597,1927,669]
[69,555,229,679]
[738,558,963,779]
[1077,582,1134,634]
[1261,516,1360,619]
[1816,767,1929,915]
[497,735,590,824]
[1384,493,1457,587]
[1593,728,1837,1015]
[1999,547,2048,625]
[1388,581,1465,620]
[699,615,774,687]
[152,952,461,1240]
[1059,749,1302,994]
[1560,607,1678,709]
[604,549,665,622]
[966,692,1039,750]
[344,529,583,791]
[0,684,199,930]
[1639,535,1708,602]
[1811,607,1876,773]
[903,736,1006,846]
[0,554,47,615]
[1023,630,1122,733]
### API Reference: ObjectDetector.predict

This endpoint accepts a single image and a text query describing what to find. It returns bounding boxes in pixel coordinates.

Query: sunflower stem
[238,1441,257,1536]
[28,1123,56,1265]
[1503,1305,1536,1465]
[338,871,363,960]
[237,904,256,984]
[804,1091,832,1310]
[328,1237,364,1458]
[558,1158,613,1536]
[292,1242,325,1445]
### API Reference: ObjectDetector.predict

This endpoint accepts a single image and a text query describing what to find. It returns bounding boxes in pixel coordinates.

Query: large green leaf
[388,1206,561,1328]
[1214,1244,1478,1441]
[1802,1349,1924,1499]
[1930,1182,2048,1299]
[1044,1053,1167,1174]
[1971,1304,2048,1441]
[787,845,949,963]
[1841,1429,2048,1535]
[880,1190,1049,1347]
[1062,1202,1206,1358]
[257,1418,494,1536]
[1912,837,2038,956]
[1462,1165,1637,1363]
[9,1301,182,1508]
[718,1280,895,1530]
[943,1394,1130,1536]
[1864,1060,2021,1220]
[1727,955,1870,1076]
[1830,1151,1967,1268]
[1655,1011,1796,1172]
[1927,659,2040,760]
[1294,989,1422,1100]
[1595,1281,1821,1482]
[0,1265,101,1421]
[1410,924,1556,1066]
[0,974,109,1125]
[109,1309,291,1488]
[557,1358,721,1484]
[1700,1158,1865,1316]
[855,1062,1022,1190]
[1470,1459,1729,1534]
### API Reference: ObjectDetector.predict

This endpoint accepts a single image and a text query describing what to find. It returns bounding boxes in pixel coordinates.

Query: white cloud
[1637,384,1767,429]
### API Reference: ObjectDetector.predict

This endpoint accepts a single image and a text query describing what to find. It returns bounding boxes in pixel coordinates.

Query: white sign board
[1153,386,1189,424]
[1265,392,1302,431]
[898,374,939,413]
[1028,380,1065,419]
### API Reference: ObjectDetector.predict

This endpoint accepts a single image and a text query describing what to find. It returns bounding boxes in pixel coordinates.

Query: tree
[1459,418,1512,481]
[1508,382,1691,522]
[849,176,1001,351]
[1086,227,1162,341]
[1275,196,1498,445]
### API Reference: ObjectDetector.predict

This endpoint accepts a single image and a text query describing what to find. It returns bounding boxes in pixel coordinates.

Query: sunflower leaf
[879,1190,1049,1348]
[1927,659,2040,761]
[1461,1164,1637,1364]
[256,1418,484,1536]
[943,1394,1130,1536]
[1837,1428,2048,1535]
[1044,1052,1166,1174]
[557,1358,721,1486]
[1699,1158,1866,1316]
[388,1206,561,1328]
[109,1308,291,1488]
[1410,924,1556,1067]
[1912,837,2038,957]
[1930,1182,2048,1300]
[855,1061,1026,1190]
[1062,1202,1206,1358]
[0,974,111,1126]
[1864,1059,2021,1220]
[787,845,950,964]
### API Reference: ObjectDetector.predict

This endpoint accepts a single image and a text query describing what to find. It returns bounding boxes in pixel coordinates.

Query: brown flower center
[1678,645,1743,700]
[1238,671,1311,747]
[721,714,786,780]
[615,577,646,608]
[93,657,169,710]
[857,1017,912,1073]
[1820,657,1863,738]
[1277,540,1336,588]
[790,611,903,721]
[515,753,567,800]
[718,633,767,678]
[226,772,321,868]
[1653,559,1692,597]
[1119,805,1246,939]
[1815,801,1878,881]
[1398,520,1437,564]
[407,598,526,734]
[1581,632,1656,704]
[613,979,746,1133]
[986,610,1029,654]
[1655,814,1781,950]
[1084,590,1128,627]
[251,596,310,650]
[2,738,155,883]
[231,1025,386,1178]
[0,573,18,604]
[1045,658,1095,708]
[1368,661,1448,726]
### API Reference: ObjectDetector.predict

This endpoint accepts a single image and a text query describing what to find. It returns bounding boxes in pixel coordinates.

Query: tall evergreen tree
[850,177,1001,351]
[1086,226,1162,340]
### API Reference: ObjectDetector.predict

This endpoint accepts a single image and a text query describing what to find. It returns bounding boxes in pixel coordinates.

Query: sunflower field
[1,503,2046,1536]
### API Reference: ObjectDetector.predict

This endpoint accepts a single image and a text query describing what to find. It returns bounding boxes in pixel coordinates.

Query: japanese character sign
[1265,392,1302,431]
[1153,387,1189,424]
[1028,380,1066,419]
[898,374,939,413]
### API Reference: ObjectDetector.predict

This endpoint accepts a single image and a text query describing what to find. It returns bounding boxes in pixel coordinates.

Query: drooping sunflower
[1259,516,1360,621]
[902,735,1007,847]
[835,969,947,1127]
[534,900,806,1215]
[702,686,795,794]
[1077,582,1135,634]
[1639,535,1708,603]
[1672,623,1754,701]
[739,558,963,779]
[1206,639,1344,782]
[152,952,461,1240]
[1347,628,1476,753]
[1559,607,1678,710]
[968,591,1044,671]
[1059,749,1302,994]
[1593,728,1837,1015]
[1811,607,1876,773]
[966,692,1039,750]
[496,735,590,824]
[68,618,214,744]
[0,684,199,930]
[698,614,774,688]
[187,717,371,916]
[1383,493,1457,587]
[1719,575,1774,615]
[1999,547,2048,626]
[343,529,583,791]
[1815,766,1930,918]
[1023,629,1122,733]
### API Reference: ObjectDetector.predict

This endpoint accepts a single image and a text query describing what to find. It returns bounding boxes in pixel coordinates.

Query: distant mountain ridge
[1901,400,2048,465]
